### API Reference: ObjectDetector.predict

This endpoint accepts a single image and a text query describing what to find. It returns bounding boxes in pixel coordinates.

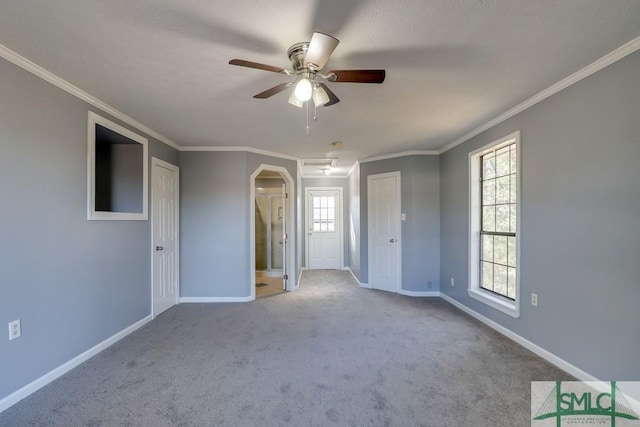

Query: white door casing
[306,188,343,270]
[368,172,401,293]
[151,158,179,317]
[280,183,286,290]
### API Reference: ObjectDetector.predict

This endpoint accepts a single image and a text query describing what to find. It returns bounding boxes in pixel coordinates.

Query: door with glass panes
[307,189,341,269]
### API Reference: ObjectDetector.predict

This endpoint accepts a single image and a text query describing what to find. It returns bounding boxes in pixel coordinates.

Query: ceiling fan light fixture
[313,85,330,107]
[288,91,303,108]
[294,78,313,101]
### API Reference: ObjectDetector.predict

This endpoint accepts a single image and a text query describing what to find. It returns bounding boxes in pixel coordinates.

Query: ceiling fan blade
[327,69,386,83]
[253,82,293,99]
[229,59,287,74]
[303,32,339,70]
[310,0,365,37]
[318,83,340,106]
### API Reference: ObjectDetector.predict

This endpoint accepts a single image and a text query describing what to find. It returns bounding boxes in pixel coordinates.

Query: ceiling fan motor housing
[288,42,313,74]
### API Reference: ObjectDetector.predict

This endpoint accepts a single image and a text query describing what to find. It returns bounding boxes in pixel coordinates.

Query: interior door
[270,195,284,270]
[152,159,179,317]
[369,172,400,293]
[308,189,341,270]
[280,184,287,290]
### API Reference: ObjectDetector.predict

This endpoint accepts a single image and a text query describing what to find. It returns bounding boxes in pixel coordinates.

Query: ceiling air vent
[302,159,337,168]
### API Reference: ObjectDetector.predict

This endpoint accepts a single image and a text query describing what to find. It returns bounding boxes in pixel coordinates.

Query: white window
[469,131,520,318]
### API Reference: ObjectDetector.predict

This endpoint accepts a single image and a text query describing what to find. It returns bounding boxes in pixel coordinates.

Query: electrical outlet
[531,293,538,307]
[450,277,455,287]
[401,213,406,221]
[8,319,21,340]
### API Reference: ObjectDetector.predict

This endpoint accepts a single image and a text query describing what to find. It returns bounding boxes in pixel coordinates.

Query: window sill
[468,288,520,318]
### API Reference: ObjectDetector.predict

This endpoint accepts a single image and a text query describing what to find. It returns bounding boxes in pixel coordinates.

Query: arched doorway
[249,164,296,299]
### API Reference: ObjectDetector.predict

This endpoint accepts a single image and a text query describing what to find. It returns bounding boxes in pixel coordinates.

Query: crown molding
[347,161,359,178]
[179,145,298,160]
[0,43,181,150]
[6,32,637,161]
[359,150,439,163]
[297,159,304,178]
[439,35,640,154]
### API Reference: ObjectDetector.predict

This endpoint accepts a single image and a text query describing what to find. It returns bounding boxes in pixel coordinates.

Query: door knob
[155,246,164,251]
[389,238,396,243]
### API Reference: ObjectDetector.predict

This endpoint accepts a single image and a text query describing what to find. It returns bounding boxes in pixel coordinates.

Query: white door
[307,189,342,270]
[368,172,401,293]
[152,158,179,317]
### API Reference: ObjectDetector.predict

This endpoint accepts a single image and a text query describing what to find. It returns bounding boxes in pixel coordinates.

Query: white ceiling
[1,1,639,175]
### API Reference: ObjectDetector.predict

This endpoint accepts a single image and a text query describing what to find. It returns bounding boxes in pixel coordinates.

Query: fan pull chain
[306,101,310,135]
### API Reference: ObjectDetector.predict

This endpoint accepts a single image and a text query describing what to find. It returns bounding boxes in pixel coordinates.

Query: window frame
[468,131,521,318]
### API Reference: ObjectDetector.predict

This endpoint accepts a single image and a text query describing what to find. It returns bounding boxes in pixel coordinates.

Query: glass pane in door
[312,195,336,233]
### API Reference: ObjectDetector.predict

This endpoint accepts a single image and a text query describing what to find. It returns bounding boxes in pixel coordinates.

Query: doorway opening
[255,176,285,298]
[250,165,296,300]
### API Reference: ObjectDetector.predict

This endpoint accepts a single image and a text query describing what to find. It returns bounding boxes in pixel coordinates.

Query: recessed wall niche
[87,111,148,220]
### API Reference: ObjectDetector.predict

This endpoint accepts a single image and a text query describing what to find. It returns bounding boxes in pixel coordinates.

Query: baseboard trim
[398,289,441,297]
[0,315,152,413]
[298,267,307,288]
[439,293,597,381]
[179,296,253,303]
[358,282,372,289]
[346,267,361,285]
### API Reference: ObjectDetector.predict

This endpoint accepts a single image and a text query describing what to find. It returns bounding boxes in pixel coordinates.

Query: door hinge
[284,193,288,199]
[283,233,288,240]
[284,274,288,280]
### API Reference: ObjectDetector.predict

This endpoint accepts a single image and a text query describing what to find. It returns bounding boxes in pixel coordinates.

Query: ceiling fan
[229,32,385,108]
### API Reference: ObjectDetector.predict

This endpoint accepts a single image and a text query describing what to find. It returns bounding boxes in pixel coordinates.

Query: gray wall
[94,125,145,213]
[110,144,144,213]
[301,177,350,268]
[179,151,297,297]
[440,51,640,380]
[360,156,440,291]
[255,177,285,189]
[0,58,179,401]
[348,163,361,280]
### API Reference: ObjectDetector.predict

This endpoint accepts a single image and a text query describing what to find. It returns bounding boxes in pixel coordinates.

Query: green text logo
[532,381,639,426]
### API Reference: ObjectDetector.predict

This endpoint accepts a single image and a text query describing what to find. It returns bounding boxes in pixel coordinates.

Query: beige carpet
[0,270,572,426]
